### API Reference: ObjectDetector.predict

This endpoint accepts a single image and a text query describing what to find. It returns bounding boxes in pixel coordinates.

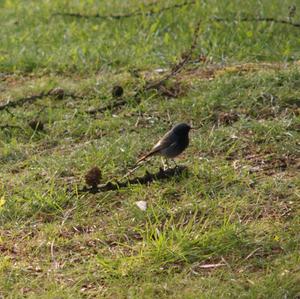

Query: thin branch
[0,90,83,112]
[144,21,201,91]
[53,1,196,20]
[213,16,300,28]
[0,124,23,130]
[0,91,50,112]
[86,98,127,115]
[86,21,201,115]
[50,239,60,270]
[244,247,261,261]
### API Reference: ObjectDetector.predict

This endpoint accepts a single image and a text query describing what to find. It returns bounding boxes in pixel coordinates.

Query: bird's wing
[150,130,175,153]
[136,130,176,163]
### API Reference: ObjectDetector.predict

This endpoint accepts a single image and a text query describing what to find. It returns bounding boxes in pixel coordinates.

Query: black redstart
[137,122,191,163]
[125,123,191,177]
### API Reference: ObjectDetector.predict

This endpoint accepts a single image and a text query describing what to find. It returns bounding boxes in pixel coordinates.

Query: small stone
[135,201,147,211]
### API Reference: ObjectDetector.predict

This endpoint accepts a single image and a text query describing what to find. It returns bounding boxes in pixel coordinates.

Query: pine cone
[85,167,102,188]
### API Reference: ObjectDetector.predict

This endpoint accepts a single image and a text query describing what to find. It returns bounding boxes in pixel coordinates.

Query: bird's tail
[124,152,155,178]
[136,151,155,165]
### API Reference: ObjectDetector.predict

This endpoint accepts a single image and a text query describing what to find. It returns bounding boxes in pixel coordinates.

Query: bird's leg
[161,157,169,171]
[172,159,178,168]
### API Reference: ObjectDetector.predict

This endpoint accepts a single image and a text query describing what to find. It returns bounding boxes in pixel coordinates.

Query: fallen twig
[86,99,127,115]
[50,239,60,270]
[213,16,300,28]
[0,89,83,112]
[0,124,24,130]
[53,1,196,20]
[0,91,51,112]
[244,247,261,261]
[144,21,201,92]
[198,263,226,269]
[86,21,201,115]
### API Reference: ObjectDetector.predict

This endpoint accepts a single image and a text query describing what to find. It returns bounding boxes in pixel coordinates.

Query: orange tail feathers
[124,152,154,178]
[136,151,155,164]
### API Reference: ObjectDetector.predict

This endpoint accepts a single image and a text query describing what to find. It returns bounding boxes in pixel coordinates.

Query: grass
[0,0,300,298]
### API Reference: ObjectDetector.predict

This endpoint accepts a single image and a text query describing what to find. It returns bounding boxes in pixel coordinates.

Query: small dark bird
[112,85,124,98]
[124,123,192,177]
[137,123,192,165]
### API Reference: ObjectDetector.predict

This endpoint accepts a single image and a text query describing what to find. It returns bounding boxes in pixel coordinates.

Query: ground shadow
[79,165,188,194]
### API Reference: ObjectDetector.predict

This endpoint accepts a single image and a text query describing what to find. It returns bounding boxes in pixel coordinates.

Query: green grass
[1,0,300,74]
[1,0,300,298]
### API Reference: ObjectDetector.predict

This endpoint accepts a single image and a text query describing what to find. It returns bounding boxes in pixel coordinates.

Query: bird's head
[172,123,192,136]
